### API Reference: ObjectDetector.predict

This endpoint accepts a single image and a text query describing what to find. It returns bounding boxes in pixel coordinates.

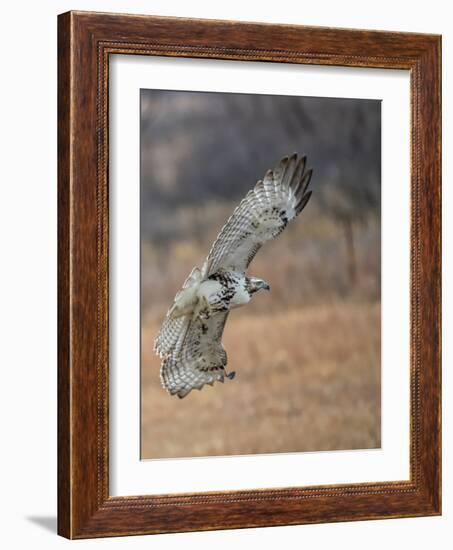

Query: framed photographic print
[58,11,441,539]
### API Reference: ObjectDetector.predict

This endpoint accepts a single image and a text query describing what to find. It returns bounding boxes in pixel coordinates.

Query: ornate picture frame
[58,10,441,538]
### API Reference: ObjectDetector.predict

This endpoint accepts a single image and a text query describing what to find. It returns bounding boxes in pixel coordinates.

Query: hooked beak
[263,282,270,291]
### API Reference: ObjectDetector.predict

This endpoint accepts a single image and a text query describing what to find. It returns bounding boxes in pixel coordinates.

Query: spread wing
[160,312,234,398]
[203,153,312,277]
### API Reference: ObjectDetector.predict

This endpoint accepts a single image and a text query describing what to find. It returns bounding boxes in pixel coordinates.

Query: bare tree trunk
[343,218,357,287]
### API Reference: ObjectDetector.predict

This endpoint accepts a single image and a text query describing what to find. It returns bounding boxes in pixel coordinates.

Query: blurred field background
[140,89,381,459]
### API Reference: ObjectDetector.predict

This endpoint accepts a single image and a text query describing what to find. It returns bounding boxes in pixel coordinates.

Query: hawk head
[246,276,270,294]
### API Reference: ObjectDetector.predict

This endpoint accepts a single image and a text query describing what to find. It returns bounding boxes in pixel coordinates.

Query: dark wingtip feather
[285,153,312,198]
[264,168,273,181]
[290,156,307,194]
[283,153,298,183]
[296,190,312,214]
[279,155,289,169]
[268,154,314,217]
[301,168,313,194]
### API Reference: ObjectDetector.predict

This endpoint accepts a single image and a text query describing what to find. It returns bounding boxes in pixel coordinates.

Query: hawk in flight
[154,153,313,398]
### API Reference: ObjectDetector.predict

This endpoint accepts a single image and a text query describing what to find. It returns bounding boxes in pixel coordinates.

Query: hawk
[154,153,313,398]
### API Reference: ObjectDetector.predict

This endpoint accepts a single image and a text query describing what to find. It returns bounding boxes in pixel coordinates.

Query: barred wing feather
[160,312,232,398]
[154,314,190,358]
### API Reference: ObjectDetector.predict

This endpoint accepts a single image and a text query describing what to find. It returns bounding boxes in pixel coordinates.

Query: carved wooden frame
[58,10,441,539]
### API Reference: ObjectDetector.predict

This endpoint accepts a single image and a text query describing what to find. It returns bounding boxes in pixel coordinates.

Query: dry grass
[141,301,380,459]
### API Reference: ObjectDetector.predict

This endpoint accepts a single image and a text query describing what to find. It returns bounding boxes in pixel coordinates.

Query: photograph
[140,89,382,459]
